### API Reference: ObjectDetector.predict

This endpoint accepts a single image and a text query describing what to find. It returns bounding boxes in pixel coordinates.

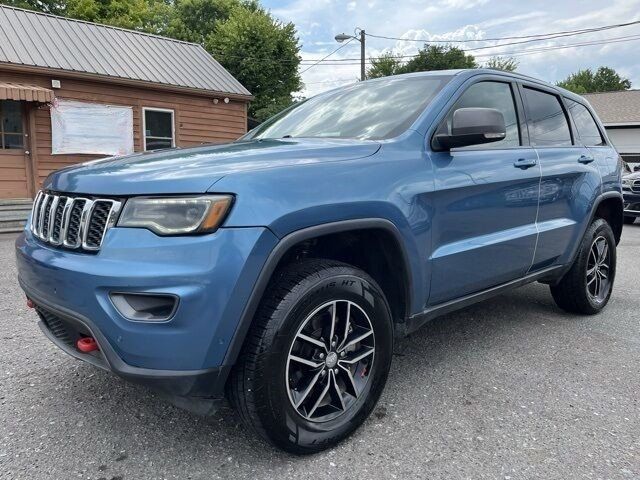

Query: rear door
[520,85,602,270]
[565,98,618,191]
[428,78,540,305]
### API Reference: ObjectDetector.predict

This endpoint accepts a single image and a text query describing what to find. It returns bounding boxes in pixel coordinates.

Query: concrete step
[0,211,30,222]
[0,198,33,206]
[0,204,32,212]
[0,219,26,233]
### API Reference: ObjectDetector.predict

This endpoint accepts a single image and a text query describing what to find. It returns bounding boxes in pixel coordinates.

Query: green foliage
[403,44,477,72]
[207,5,301,120]
[65,0,173,34]
[366,52,404,79]
[485,56,518,72]
[166,0,238,44]
[3,0,64,14]
[557,67,631,94]
[366,44,477,79]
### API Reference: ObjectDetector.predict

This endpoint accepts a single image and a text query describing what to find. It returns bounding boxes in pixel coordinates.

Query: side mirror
[435,108,506,150]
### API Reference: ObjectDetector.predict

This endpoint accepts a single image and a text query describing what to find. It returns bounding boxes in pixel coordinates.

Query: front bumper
[16,225,278,403]
[623,190,640,217]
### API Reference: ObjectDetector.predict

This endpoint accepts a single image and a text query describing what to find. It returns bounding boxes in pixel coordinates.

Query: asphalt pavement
[1,224,639,479]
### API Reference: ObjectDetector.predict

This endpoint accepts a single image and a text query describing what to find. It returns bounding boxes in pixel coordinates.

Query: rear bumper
[623,191,640,217]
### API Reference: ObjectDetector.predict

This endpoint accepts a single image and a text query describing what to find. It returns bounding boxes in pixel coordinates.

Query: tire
[228,259,393,454]
[550,218,616,314]
[624,216,636,225]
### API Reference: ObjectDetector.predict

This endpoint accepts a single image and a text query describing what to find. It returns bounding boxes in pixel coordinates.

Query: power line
[365,19,640,43]
[294,33,640,66]
[205,20,640,67]
[299,38,355,74]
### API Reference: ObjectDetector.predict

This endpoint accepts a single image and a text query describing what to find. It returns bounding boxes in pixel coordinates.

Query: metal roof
[0,5,251,98]
[582,90,640,125]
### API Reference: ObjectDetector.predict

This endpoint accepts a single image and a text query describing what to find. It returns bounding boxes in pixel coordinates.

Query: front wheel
[228,259,393,454]
[550,218,616,314]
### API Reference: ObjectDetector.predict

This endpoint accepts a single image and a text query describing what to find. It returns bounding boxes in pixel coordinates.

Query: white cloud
[264,0,640,97]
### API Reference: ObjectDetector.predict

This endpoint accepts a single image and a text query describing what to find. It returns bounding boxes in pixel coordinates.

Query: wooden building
[0,5,251,205]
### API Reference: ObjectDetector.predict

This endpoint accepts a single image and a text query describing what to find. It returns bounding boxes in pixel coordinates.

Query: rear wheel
[550,218,616,314]
[228,259,393,454]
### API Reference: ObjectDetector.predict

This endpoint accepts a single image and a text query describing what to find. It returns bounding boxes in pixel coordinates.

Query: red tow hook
[77,337,99,353]
[26,298,35,309]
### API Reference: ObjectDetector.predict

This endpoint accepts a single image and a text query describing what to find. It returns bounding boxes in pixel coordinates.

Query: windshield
[244,75,452,141]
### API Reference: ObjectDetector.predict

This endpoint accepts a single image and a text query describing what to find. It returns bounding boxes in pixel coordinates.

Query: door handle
[578,155,595,164]
[513,158,537,169]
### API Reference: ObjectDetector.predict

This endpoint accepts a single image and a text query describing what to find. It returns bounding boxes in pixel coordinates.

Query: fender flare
[589,190,624,243]
[556,190,624,281]
[220,218,414,368]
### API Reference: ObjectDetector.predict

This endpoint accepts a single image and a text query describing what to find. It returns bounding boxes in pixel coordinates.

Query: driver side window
[441,81,521,149]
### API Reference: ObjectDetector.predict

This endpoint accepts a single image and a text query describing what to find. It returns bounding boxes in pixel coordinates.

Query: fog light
[110,292,178,322]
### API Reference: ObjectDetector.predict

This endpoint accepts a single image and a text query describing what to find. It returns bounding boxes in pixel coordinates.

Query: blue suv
[16,70,623,453]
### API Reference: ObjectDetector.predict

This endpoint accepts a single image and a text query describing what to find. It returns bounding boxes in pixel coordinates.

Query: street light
[334,28,366,81]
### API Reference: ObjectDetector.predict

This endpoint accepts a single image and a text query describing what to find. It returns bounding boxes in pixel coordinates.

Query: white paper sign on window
[51,99,134,156]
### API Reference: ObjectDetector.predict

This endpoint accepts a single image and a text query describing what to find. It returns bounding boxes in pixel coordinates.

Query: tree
[63,0,173,34]
[207,6,301,121]
[485,56,518,72]
[403,44,477,72]
[365,44,477,79]
[366,52,404,79]
[167,0,241,44]
[557,66,631,94]
[3,0,65,14]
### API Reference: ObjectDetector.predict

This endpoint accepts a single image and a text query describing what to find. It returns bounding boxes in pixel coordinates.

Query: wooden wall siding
[0,71,248,197]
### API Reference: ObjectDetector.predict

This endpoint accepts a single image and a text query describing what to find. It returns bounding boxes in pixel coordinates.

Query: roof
[582,90,640,125]
[0,81,54,102]
[0,5,251,98]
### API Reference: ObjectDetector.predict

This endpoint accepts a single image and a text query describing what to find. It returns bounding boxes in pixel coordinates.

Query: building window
[1,100,23,149]
[143,107,174,151]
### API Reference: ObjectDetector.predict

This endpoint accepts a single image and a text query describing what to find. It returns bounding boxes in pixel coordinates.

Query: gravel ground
[1,225,639,480]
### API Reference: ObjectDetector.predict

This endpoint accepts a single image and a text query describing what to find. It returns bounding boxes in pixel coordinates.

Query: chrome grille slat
[30,190,121,253]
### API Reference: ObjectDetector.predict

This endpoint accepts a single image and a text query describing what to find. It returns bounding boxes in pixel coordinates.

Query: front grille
[633,180,640,193]
[30,191,122,252]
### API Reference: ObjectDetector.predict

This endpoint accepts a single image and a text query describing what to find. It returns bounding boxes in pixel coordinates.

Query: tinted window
[523,88,572,146]
[144,109,174,151]
[442,81,520,148]
[244,75,451,141]
[0,100,23,149]
[566,99,605,146]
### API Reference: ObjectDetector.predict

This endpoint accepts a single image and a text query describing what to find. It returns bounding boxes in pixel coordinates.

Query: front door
[0,100,30,199]
[428,80,540,305]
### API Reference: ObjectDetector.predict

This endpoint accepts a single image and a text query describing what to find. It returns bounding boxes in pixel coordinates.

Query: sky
[261,0,640,97]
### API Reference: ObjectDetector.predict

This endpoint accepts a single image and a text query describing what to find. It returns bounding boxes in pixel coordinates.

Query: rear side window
[565,99,605,146]
[442,81,520,148]
[523,87,572,147]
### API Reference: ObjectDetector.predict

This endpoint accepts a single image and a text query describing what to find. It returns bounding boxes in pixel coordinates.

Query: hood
[44,138,381,195]
[623,171,640,181]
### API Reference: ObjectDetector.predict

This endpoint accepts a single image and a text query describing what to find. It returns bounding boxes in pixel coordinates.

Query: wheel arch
[221,219,414,369]
[591,192,624,245]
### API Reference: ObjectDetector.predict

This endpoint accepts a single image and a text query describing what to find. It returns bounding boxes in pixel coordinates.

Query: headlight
[622,178,631,189]
[118,195,233,235]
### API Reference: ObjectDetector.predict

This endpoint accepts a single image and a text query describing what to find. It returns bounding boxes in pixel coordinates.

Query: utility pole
[359,29,366,81]
[334,28,366,81]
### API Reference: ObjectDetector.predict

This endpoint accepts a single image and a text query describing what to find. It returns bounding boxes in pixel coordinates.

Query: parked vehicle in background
[623,163,640,224]
[16,70,623,454]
